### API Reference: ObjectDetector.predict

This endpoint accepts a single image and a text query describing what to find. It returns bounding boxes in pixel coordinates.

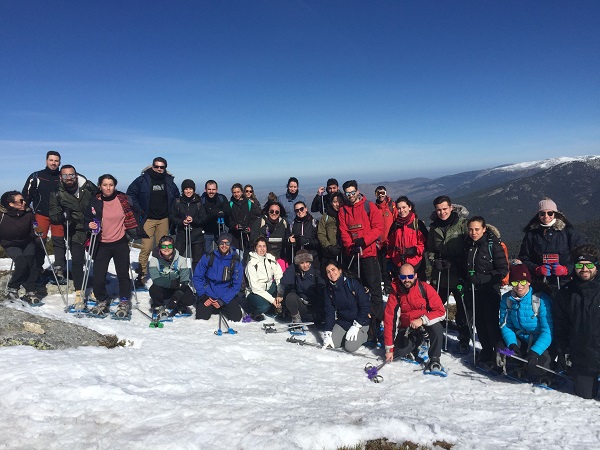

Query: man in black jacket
[554,244,600,399]
[310,178,339,215]
[200,180,230,253]
[22,150,66,282]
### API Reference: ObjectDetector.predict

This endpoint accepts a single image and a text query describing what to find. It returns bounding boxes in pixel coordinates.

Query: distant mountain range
[363,155,600,254]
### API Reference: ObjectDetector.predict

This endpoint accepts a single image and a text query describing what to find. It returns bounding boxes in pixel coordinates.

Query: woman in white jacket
[245,236,284,320]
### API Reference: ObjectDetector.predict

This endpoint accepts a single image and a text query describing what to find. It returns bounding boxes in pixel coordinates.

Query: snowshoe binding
[424,358,447,377]
[88,300,109,318]
[112,298,132,320]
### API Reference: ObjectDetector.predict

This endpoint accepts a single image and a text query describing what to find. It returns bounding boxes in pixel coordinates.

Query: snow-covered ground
[1,253,599,450]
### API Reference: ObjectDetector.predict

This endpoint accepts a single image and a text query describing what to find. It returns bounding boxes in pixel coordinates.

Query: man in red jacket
[339,180,384,342]
[384,263,446,372]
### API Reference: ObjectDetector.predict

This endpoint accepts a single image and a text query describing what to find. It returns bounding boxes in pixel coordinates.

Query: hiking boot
[22,291,42,305]
[134,274,146,289]
[153,306,169,320]
[114,298,131,318]
[5,288,20,300]
[457,342,470,354]
[73,290,85,311]
[177,305,192,316]
[427,358,444,373]
[90,301,109,315]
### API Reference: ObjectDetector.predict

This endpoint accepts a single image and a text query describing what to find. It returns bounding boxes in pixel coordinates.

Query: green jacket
[427,211,468,289]
[49,175,97,245]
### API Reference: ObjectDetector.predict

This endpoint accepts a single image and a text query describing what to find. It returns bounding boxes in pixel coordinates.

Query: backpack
[487,238,510,286]
[326,276,361,304]
[229,200,252,211]
[416,281,432,312]
[205,251,239,287]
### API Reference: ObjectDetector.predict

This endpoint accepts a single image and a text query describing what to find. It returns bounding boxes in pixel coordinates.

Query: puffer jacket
[192,248,243,304]
[554,276,600,371]
[278,264,325,302]
[375,196,397,247]
[250,215,290,260]
[148,247,191,289]
[519,214,585,287]
[245,251,283,304]
[383,279,446,351]
[170,194,207,244]
[290,213,320,260]
[386,213,428,270]
[324,275,371,332]
[0,205,36,248]
[338,195,383,258]
[463,227,508,288]
[317,210,341,260]
[49,175,98,245]
[499,287,553,355]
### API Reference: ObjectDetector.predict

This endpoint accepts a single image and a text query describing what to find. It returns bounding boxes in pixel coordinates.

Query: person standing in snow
[321,260,371,353]
[554,245,600,399]
[278,177,306,220]
[310,178,339,215]
[519,197,584,296]
[374,186,397,294]
[383,263,446,373]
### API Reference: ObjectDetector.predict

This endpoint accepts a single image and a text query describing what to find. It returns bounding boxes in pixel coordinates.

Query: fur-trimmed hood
[523,212,570,233]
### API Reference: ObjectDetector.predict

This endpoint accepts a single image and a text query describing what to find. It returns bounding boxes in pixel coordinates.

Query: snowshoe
[5,288,20,301]
[112,298,132,320]
[88,301,109,318]
[173,305,192,318]
[48,267,67,286]
[417,339,430,363]
[22,292,44,307]
[424,359,447,377]
[152,306,173,322]
[398,352,421,366]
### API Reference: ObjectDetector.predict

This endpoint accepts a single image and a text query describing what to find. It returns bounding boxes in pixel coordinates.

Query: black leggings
[92,237,131,302]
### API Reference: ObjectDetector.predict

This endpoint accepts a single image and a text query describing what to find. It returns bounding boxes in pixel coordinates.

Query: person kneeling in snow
[321,260,371,352]
[384,263,446,373]
[148,235,196,317]
[193,232,243,322]
[499,264,553,384]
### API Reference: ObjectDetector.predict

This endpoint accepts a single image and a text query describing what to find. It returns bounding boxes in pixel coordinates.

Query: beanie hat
[538,198,557,212]
[217,232,233,245]
[509,264,532,283]
[294,249,313,265]
[574,253,599,266]
[181,179,195,191]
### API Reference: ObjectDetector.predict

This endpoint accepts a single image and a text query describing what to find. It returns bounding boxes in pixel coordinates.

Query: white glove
[345,320,362,341]
[321,331,334,350]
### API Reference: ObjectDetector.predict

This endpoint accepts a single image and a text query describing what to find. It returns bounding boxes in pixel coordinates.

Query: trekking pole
[34,225,67,305]
[436,269,442,294]
[321,194,325,214]
[129,240,139,306]
[64,214,70,310]
[497,348,570,379]
[471,281,477,364]
[357,248,362,279]
[81,222,100,301]
[444,266,450,351]
[3,261,14,295]
[214,312,237,335]
[185,225,192,269]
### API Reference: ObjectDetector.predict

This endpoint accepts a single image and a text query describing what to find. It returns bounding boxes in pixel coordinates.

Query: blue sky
[1,1,598,198]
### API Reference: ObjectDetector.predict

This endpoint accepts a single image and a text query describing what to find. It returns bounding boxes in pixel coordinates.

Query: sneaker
[22,291,42,305]
[6,288,20,300]
[73,290,85,311]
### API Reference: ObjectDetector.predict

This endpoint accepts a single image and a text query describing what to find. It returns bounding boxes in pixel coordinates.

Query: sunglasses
[12,198,25,204]
[294,206,305,213]
[61,173,77,180]
[218,241,231,247]
[510,280,528,287]
[538,211,554,217]
[160,244,174,249]
[399,274,415,280]
[376,191,386,196]
[345,190,357,197]
[245,190,253,193]
[575,262,596,270]
[269,210,280,215]
[153,164,166,170]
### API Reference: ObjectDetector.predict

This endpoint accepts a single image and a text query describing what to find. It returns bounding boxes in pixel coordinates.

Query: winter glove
[535,264,551,277]
[345,320,362,342]
[327,245,341,257]
[552,264,569,276]
[434,259,450,271]
[244,226,251,234]
[526,351,540,372]
[350,244,362,255]
[404,246,417,257]
[353,237,366,249]
[508,344,521,357]
[321,331,334,349]
[556,352,568,373]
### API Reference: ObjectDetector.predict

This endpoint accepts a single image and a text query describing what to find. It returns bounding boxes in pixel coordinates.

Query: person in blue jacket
[193,232,243,321]
[321,260,371,353]
[499,264,553,383]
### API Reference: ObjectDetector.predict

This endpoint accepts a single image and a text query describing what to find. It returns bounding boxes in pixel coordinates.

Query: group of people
[1,151,599,400]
